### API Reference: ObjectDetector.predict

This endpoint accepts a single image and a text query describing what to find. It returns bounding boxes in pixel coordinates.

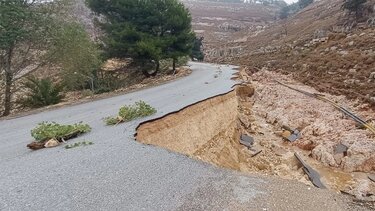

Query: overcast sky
[284,0,298,4]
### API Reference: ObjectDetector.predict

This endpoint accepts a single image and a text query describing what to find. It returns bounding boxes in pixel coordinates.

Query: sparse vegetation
[65,141,94,149]
[105,101,157,125]
[342,0,367,19]
[19,76,64,108]
[0,0,102,116]
[31,122,91,142]
[51,22,103,91]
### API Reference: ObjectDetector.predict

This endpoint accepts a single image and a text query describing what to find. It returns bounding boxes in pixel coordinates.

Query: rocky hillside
[182,0,283,61]
[204,0,375,108]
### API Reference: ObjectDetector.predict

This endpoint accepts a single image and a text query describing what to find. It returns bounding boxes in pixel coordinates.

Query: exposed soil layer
[136,70,375,201]
[136,91,240,167]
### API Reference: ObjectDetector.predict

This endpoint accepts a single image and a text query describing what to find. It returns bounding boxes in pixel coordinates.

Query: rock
[44,139,60,148]
[348,41,354,46]
[330,46,338,51]
[339,50,349,55]
[238,113,251,129]
[357,156,375,172]
[344,79,355,84]
[334,153,344,165]
[312,144,337,167]
[334,143,348,154]
[349,69,357,74]
[272,145,288,156]
[370,72,375,79]
[365,57,374,65]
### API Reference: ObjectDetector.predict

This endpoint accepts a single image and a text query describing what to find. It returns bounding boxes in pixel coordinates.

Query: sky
[284,0,298,4]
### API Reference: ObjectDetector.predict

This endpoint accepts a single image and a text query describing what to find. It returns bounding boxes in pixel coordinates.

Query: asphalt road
[0,62,352,211]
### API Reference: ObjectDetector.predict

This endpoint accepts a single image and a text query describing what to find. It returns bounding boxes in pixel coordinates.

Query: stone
[334,143,348,154]
[370,72,375,79]
[334,153,344,165]
[273,145,288,156]
[330,46,338,51]
[349,69,357,74]
[44,139,60,148]
[240,134,254,147]
[339,50,349,55]
[348,41,354,46]
[312,144,337,167]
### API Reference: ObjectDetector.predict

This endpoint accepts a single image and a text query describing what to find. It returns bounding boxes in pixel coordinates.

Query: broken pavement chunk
[334,143,348,155]
[240,134,254,148]
[281,127,301,142]
[246,146,262,157]
[294,152,326,189]
[250,148,262,157]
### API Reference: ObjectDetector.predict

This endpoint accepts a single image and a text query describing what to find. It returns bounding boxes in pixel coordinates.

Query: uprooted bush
[105,101,157,125]
[27,122,91,150]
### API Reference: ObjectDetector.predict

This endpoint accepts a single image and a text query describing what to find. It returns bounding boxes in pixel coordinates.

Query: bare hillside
[194,0,375,108]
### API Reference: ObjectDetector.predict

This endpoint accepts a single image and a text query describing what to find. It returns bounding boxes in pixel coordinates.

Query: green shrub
[105,101,157,125]
[31,122,91,142]
[20,76,64,108]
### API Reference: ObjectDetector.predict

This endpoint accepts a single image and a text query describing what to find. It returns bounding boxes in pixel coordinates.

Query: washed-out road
[0,62,354,210]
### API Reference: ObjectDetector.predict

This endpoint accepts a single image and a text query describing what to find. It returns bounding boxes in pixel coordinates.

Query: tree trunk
[3,72,12,116]
[141,60,158,77]
[172,58,176,73]
[3,47,13,116]
[151,60,159,77]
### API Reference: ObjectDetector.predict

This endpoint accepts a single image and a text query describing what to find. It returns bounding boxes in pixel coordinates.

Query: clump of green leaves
[65,141,94,149]
[31,122,91,142]
[105,101,157,125]
[19,76,64,108]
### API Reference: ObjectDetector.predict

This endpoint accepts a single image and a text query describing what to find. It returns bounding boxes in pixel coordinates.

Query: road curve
[0,62,350,211]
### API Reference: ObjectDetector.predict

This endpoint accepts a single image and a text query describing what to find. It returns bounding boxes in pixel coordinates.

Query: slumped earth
[136,68,375,202]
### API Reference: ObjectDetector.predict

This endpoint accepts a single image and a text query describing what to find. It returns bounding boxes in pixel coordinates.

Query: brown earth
[136,68,375,201]
[182,0,282,61]
[187,0,375,109]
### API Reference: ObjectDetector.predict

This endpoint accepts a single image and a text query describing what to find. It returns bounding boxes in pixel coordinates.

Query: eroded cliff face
[135,91,240,164]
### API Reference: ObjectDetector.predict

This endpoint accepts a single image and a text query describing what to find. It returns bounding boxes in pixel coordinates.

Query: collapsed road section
[135,68,375,202]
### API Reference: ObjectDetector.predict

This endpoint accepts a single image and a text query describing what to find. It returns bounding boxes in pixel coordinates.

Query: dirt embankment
[136,68,375,201]
[136,91,243,170]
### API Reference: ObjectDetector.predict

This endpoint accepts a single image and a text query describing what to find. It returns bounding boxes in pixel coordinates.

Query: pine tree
[87,0,195,76]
